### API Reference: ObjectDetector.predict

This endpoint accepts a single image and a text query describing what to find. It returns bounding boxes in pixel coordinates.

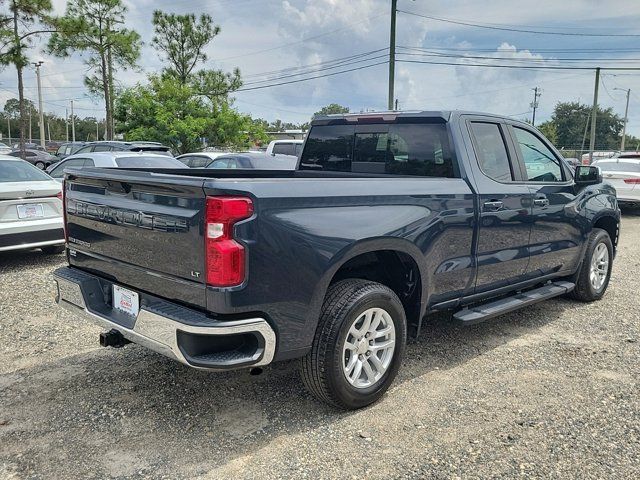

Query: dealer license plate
[17,204,44,219]
[113,285,139,317]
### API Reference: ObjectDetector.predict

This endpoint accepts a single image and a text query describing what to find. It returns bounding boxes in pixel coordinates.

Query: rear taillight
[62,180,68,243]
[623,178,640,184]
[204,196,253,287]
[56,191,63,200]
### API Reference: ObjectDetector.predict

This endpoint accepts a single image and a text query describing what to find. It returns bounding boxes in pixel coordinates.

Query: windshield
[0,159,52,182]
[114,156,185,168]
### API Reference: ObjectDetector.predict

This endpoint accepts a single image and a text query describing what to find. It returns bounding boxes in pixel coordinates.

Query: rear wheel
[41,245,65,255]
[300,279,407,409]
[570,228,613,302]
[34,161,45,170]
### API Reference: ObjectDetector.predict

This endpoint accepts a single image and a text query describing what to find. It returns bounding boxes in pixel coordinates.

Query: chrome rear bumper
[53,267,276,370]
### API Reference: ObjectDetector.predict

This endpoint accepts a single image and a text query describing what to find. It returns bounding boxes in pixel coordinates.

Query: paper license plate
[17,204,44,219]
[113,285,140,317]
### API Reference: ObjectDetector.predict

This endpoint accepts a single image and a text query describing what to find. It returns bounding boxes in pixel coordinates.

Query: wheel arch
[309,238,427,336]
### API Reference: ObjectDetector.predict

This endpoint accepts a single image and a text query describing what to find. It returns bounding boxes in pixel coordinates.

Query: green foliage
[313,103,349,117]
[152,11,220,85]
[115,76,267,154]
[0,0,54,69]
[48,0,141,139]
[546,101,624,150]
[536,120,557,144]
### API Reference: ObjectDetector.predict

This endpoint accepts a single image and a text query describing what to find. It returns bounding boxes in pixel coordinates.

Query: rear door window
[469,122,514,182]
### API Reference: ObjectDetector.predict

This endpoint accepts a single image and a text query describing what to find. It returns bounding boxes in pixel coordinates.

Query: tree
[48,0,141,140]
[0,0,54,151]
[313,103,349,117]
[151,10,240,98]
[115,76,267,154]
[546,101,624,150]
[537,120,557,145]
[152,11,219,85]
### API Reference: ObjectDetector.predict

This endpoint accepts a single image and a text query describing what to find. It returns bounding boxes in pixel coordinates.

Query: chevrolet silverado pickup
[53,111,620,409]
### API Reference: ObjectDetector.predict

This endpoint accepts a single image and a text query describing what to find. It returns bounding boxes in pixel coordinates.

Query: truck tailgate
[64,168,208,309]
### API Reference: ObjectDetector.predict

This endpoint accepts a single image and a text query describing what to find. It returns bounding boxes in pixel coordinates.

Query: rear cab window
[300,121,456,177]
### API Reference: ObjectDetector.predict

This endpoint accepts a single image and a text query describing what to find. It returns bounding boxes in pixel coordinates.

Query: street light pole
[614,87,631,152]
[588,68,600,164]
[32,61,45,149]
[388,0,397,110]
[70,100,75,142]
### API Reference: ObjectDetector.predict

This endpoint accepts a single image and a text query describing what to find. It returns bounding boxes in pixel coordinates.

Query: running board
[453,281,575,325]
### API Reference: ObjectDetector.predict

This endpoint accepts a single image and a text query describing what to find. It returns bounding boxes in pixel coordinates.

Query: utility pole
[28,108,32,143]
[96,120,99,141]
[70,100,76,142]
[32,61,45,149]
[7,116,10,144]
[588,68,600,164]
[65,108,69,142]
[47,120,51,142]
[614,87,631,151]
[530,87,541,126]
[388,0,397,110]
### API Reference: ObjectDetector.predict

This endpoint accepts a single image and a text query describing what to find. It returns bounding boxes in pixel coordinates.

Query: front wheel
[570,228,613,302]
[34,161,45,170]
[300,279,407,409]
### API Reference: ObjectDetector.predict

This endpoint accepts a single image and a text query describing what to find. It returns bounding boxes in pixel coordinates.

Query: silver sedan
[0,155,64,254]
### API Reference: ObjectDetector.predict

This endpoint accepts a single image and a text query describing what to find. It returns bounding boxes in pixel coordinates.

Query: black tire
[300,279,407,410]
[570,228,613,302]
[34,161,45,170]
[41,244,65,255]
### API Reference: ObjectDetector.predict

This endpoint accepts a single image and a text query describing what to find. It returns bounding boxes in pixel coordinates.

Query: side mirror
[574,165,602,186]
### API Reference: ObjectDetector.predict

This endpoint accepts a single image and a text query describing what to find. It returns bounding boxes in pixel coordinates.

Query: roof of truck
[311,110,519,125]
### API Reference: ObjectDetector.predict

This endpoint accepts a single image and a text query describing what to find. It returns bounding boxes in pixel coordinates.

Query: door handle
[483,200,504,212]
[533,198,549,207]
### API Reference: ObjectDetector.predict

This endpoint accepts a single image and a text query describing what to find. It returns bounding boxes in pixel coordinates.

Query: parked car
[73,141,172,156]
[176,151,229,168]
[55,142,86,160]
[0,155,64,254]
[8,149,57,169]
[12,142,46,152]
[593,157,640,208]
[265,139,303,157]
[0,142,12,154]
[205,152,298,170]
[46,151,186,182]
[53,110,619,409]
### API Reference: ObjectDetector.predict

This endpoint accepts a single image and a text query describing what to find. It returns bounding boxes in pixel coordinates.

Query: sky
[2,0,640,144]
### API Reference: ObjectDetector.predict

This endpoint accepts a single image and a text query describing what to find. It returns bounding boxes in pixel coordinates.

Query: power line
[397,46,640,62]
[397,9,640,37]
[242,53,389,86]
[234,61,388,93]
[397,58,640,71]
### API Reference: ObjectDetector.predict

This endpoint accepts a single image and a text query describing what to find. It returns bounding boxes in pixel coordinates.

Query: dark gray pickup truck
[54,111,620,409]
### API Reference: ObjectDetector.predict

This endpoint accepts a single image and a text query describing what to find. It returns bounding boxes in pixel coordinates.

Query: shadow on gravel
[0,294,574,477]
[0,248,65,274]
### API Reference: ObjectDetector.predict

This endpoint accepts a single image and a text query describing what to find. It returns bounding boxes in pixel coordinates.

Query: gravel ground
[1,214,639,479]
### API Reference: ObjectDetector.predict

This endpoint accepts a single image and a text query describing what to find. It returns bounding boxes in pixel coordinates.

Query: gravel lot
[1,214,639,479]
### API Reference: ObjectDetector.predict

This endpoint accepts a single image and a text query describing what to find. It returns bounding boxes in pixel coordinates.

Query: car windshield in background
[300,123,455,177]
[0,160,52,182]
[114,156,184,168]
[596,161,640,172]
